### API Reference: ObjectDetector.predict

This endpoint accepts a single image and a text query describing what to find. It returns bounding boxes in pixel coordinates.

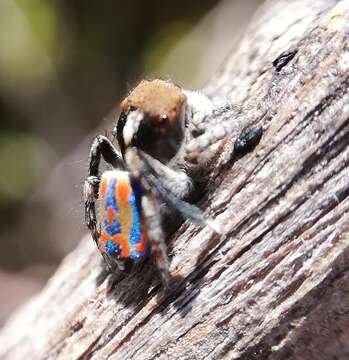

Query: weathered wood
[1,0,349,359]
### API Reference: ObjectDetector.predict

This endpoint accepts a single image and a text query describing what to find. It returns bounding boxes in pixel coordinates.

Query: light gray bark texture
[1,0,349,359]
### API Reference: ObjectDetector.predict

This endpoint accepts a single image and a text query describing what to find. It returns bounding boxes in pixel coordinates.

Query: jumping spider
[83,79,262,287]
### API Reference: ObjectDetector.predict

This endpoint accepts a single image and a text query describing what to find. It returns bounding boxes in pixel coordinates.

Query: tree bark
[1,0,349,359]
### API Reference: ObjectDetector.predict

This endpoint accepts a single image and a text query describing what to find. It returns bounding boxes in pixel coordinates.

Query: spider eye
[132,115,157,148]
[159,114,168,123]
[134,113,184,163]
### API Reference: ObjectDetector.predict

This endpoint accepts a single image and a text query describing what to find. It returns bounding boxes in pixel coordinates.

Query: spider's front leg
[136,151,194,200]
[124,147,220,287]
[88,135,125,176]
[141,193,170,287]
[83,175,99,239]
[125,148,219,232]
[185,119,263,166]
[83,135,124,243]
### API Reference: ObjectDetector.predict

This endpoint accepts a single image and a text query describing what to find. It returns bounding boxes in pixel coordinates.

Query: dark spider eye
[132,114,157,148]
[116,112,127,155]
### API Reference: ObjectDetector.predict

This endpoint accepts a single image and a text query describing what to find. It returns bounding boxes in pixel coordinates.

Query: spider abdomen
[97,170,148,262]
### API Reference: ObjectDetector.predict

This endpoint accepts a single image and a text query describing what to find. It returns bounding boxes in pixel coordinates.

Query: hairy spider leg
[123,148,173,285]
[84,135,124,243]
[125,148,221,234]
[141,193,170,287]
[89,135,125,176]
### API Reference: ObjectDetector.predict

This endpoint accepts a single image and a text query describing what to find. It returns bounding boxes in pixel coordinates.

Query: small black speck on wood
[272,48,298,72]
[1,1,349,359]
[234,125,263,155]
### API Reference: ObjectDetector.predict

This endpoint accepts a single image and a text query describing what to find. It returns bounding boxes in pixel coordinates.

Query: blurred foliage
[0,132,41,200]
[0,0,220,271]
[142,21,191,69]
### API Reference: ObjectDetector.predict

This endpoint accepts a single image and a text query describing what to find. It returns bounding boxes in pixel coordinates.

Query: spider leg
[84,135,124,243]
[185,122,263,164]
[145,171,217,228]
[88,135,124,177]
[83,175,100,239]
[137,151,194,200]
[141,192,170,287]
[125,148,221,233]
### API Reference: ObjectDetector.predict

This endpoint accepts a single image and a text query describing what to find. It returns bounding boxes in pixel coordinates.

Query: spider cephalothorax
[115,79,187,163]
[83,79,262,287]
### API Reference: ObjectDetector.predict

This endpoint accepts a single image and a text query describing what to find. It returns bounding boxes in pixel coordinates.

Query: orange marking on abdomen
[99,178,107,198]
[98,231,109,251]
[107,207,117,226]
[112,234,130,257]
[116,180,131,205]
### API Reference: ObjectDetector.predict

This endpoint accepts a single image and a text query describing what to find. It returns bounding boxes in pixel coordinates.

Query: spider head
[113,79,187,163]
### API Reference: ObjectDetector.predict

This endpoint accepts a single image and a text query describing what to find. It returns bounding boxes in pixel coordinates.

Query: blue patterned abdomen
[97,170,148,261]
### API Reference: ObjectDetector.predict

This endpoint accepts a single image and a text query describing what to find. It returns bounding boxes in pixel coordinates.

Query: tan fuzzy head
[120,79,187,124]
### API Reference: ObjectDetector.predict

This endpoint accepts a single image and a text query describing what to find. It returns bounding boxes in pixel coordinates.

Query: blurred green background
[0,0,262,325]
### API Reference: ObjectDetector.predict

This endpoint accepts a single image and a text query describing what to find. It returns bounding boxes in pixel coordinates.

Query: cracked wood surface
[1,0,349,359]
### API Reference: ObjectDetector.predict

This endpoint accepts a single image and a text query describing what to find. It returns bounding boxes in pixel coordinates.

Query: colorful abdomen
[97,170,148,261]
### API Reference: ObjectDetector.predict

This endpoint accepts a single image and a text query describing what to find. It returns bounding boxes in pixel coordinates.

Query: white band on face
[123,110,144,147]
